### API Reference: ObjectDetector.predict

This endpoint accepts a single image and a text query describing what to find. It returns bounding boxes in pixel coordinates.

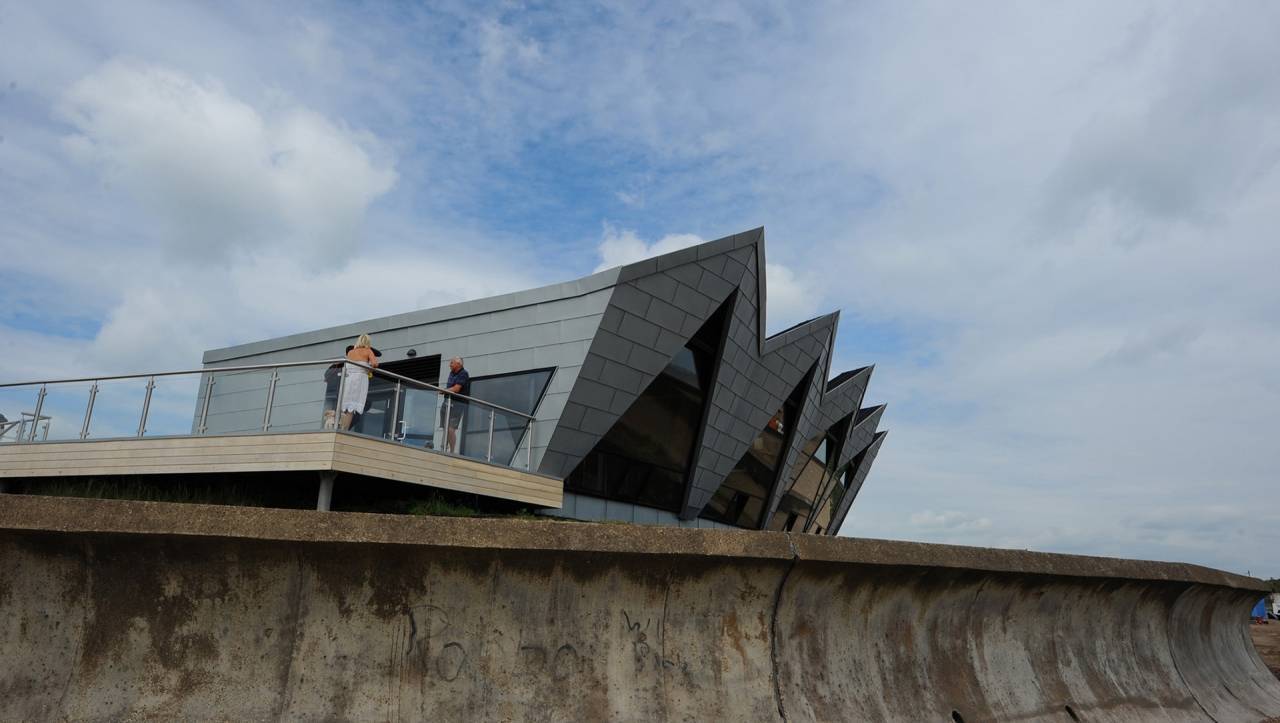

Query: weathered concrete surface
[0,494,1277,722]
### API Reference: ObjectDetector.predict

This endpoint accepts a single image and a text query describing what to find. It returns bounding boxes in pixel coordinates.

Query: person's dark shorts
[439,400,467,429]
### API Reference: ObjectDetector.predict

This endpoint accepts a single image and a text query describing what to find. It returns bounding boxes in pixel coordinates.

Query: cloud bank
[2,1,1277,576]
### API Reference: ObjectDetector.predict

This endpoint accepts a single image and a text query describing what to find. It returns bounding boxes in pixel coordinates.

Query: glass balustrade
[0,360,536,470]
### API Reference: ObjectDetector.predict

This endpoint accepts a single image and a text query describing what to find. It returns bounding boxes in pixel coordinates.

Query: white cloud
[909,510,993,534]
[57,59,396,265]
[593,224,702,272]
[4,2,1280,578]
[594,225,819,334]
[614,190,644,208]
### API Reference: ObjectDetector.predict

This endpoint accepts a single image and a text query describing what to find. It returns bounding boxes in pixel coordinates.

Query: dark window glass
[766,434,828,532]
[766,414,851,533]
[564,300,728,512]
[461,368,554,465]
[819,438,877,535]
[700,371,809,529]
[807,456,850,534]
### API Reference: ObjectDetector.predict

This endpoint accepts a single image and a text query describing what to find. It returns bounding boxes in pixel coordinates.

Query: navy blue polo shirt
[446,368,471,397]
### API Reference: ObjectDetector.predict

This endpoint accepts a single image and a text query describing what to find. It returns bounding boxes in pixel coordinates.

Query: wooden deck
[0,432,562,508]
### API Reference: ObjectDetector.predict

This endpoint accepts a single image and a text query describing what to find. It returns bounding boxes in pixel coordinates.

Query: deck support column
[316,471,336,512]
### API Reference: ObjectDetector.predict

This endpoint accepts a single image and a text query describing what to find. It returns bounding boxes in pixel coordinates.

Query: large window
[766,433,829,532]
[700,371,809,529]
[564,301,727,511]
[766,417,848,533]
[461,368,555,465]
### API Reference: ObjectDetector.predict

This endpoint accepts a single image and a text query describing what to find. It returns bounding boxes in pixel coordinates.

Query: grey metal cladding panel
[720,255,748,287]
[633,505,660,526]
[696,271,736,303]
[558,402,587,430]
[204,271,619,364]
[604,499,633,523]
[580,353,606,380]
[550,427,599,459]
[697,253,727,279]
[571,378,616,412]
[538,449,570,477]
[672,284,714,320]
[576,494,606,521]
[653,244,700,273]
[533,340,592,370]
[733,227,765,249]
[590,330,636,365]
[633,272,679,303]
[626,345,671,376]
[666,263,703,289]
[608,390,636,415]
[559,314,606,342]
[656,329,685,352]
[618,312,661,348]
[609,284,653,317]
[695,232,742,260]
[599,360,647,395]
[646,298,687,334]
[615,256,659,283]
[599,305,625,334]
[580,406,618,434]
[680,315,705,338]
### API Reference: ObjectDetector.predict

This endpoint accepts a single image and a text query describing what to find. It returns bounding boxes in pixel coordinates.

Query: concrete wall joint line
[272,549,308,721]
[770,534,801,723]
[1167,583,1223,723]
[54,537,90,719]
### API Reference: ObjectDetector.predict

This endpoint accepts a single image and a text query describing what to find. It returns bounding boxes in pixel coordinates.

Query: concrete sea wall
[1,494,1277,722]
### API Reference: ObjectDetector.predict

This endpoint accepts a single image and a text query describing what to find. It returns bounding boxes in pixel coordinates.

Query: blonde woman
[339,334,379,430]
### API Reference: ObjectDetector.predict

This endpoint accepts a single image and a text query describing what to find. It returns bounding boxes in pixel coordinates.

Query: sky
[1,1,1277,577]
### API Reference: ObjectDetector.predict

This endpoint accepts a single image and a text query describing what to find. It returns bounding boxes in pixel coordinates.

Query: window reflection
[766,434,826,532]
[461,368,554,464]
[701,373,808,529]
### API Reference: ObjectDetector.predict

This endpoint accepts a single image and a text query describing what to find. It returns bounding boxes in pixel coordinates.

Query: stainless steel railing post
[486,408,495,462]
[197,375,216,435]
[137,377,155,437]
[80,381,99,440]
[262,368,279,432]
[443,394,452,452]
[390,380,402,441]
[333,363,347,430]
[28,385,46,442]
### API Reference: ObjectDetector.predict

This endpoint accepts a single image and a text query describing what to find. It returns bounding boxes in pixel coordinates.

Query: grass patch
[20,477,272,507]
[8,473,564,521]
[407,494,480,518]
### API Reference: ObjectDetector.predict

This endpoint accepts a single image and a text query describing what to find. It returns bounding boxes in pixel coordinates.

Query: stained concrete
[0,494,1277,722]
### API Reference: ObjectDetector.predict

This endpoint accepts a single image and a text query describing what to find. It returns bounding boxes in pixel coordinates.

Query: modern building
[202,228,886,535]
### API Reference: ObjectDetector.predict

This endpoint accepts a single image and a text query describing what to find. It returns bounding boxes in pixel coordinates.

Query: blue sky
[2,1,1278,577]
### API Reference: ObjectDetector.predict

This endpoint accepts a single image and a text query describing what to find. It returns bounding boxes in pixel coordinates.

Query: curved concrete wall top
[2,495,1276,722]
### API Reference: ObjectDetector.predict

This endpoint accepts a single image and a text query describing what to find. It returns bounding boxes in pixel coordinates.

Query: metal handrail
[0,358,535,421]
[0,357,541,473]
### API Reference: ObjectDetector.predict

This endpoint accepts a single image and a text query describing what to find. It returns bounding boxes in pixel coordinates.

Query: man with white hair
[441,357,470,453]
